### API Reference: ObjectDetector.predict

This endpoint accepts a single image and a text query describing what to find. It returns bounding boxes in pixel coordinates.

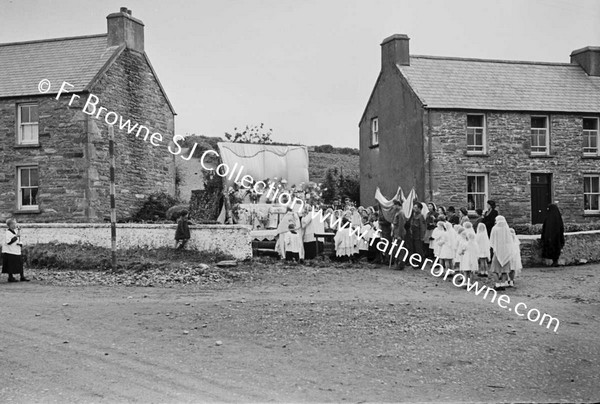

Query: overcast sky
[2,0,599,147]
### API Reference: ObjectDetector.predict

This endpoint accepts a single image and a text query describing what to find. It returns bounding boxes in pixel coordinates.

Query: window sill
[369,144,379,149]
[582,155,600,160]
[13,209,41,214]
[465,152,489,157]
[14,144,41,149]
[529,154,554,158]
[583,212,600,217]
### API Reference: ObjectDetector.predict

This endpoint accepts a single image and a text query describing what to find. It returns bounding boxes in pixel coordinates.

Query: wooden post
[109,125,117,271]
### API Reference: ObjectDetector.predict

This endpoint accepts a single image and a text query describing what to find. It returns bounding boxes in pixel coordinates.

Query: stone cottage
[0,7,176,222]
[360,34,600,224]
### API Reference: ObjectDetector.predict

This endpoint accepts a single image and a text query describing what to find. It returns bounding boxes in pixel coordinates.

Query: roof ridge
[0,33,107,48]
[410,54,574,67]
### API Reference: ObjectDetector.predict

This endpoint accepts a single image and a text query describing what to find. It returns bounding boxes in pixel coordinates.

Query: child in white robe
[508,228,522,287]
[438,222,455,272]
[454,226,465,270]
[430,221,444,258]
[284,223,302,262]
[334,218,357,261]
[460,231,479,284]
[357,216,372,258]
[475,223,491,277]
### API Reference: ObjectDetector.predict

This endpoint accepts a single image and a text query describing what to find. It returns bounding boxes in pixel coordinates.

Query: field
[308,151,359,183]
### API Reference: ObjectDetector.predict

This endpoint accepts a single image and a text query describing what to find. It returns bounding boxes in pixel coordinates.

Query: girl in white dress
[508,228,522,287]
[460,231,479,284]
[438,222,456,273]
[475,223,491,277]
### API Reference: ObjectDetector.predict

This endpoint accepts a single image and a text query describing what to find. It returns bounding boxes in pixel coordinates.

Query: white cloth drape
[217,142,309,188]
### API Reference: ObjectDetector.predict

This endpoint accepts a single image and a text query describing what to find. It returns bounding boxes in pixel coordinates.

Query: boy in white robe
[284,223,302,262]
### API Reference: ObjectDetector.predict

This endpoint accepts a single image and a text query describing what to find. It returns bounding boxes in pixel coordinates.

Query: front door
[531,173,552,224]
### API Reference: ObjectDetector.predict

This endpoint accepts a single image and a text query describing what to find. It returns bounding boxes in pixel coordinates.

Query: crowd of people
[274,198,534,290]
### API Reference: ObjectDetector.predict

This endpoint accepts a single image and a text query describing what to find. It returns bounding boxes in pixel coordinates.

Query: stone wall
[425,110,600,225]
[519,230,600,267]
[85,48,176,221]
[18,223,252,260]
[0,96,89,222]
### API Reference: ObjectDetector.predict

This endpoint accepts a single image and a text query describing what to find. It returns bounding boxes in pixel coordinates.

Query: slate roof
[0,34,122,98]
[398,55,600,113]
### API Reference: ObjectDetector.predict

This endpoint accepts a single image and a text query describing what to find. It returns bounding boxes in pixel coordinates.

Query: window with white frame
[18,103,39,145]
[583,117,599,156]
[467,174,488,211]
[371,118,379,146]
[466,114,485,153]
[17,166,39,210]
[530,116,549,155]
[584,175,600,213]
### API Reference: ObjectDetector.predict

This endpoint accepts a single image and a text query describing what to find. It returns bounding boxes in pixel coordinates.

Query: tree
[321,168,339,204]
[224,123,273,144]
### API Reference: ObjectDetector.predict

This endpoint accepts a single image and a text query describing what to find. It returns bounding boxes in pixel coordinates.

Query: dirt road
[1,261,599,403]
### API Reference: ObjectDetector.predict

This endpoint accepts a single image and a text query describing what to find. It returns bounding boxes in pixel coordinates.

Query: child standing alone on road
[175,210,192,249]
[2,218,29,282]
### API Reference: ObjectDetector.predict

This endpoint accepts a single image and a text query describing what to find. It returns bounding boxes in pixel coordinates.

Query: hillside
[308,151,359,184]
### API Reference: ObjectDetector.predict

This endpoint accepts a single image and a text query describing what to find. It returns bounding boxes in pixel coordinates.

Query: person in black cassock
[541,203,565,267]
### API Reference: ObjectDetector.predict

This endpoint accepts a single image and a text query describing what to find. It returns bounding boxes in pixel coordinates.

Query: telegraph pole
[109,125,117,271]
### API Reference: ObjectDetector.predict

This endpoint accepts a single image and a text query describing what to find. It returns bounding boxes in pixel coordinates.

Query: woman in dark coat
[541,204,565,266]
[481,200,498,236]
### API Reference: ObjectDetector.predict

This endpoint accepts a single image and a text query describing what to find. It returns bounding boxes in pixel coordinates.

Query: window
[17,166,39,210]
[466,114,485,153]
[18,103,39,145]
[371,118,379,146]
[530,116,549,155]
[584,175,600,213]
[467,174,488,211]
[583,118,599,156]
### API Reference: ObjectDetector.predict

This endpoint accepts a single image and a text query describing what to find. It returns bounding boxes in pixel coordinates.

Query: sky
[1,0,599,147]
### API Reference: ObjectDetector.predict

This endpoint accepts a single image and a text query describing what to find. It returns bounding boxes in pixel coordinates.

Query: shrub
[166,204,191,221]
[132,192,180,222]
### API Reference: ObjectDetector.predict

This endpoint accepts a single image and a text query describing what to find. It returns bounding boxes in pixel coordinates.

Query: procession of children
[275,196,523,291]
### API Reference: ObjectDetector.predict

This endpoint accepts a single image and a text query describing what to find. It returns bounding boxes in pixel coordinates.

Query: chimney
[381,34,410,72]
[571,46,600,76]
[107,7,144,52]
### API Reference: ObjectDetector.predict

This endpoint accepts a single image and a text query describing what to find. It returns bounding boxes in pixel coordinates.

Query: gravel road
[1,260,599,403]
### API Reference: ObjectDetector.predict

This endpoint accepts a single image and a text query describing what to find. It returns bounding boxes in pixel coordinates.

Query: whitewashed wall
[18,223,252,260]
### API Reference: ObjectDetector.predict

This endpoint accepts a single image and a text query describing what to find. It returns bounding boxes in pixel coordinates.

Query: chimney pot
[381,34,410,72]
[127,9,132,15]
[120,7,128,13]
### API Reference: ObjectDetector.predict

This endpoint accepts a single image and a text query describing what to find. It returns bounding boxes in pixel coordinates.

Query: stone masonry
[425,110,600,224]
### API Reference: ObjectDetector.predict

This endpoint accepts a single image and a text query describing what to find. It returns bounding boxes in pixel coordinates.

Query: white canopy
[217,142,309,187]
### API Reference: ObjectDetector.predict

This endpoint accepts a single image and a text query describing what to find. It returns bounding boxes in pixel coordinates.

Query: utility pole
[109,125,117,271]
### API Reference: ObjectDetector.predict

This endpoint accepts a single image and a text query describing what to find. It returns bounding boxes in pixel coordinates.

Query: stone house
[360,34,600,224]
[0,7,176,222]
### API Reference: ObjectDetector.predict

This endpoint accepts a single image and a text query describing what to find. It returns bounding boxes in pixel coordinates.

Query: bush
[132,192,180,222]
[166,204,191,221]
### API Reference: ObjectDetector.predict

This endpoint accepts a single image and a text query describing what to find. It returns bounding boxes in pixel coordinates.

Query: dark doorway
[531,173,552,224]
